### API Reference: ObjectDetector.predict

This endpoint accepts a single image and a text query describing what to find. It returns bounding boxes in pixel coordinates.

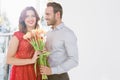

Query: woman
[7,7,41,80]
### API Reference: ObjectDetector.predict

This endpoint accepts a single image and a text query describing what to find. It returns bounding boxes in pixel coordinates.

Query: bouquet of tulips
[23,28,50,80]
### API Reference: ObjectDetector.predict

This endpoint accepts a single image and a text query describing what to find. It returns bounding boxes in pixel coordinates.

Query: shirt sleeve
[51,31,79,74]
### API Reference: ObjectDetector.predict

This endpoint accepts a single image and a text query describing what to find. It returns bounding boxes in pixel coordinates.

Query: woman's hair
[19,6,40,33]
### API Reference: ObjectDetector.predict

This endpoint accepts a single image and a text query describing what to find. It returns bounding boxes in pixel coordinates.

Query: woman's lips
[28,21,34,24]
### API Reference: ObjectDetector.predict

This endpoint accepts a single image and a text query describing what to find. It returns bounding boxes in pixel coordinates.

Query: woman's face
[25,10,36,30]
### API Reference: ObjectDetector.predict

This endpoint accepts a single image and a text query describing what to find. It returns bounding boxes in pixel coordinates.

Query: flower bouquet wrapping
[23,29,50,80]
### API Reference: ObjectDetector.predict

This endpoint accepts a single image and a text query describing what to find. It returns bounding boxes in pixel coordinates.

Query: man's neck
[52,20,62,29]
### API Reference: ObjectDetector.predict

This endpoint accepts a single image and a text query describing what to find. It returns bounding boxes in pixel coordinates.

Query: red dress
[10,31,41,80]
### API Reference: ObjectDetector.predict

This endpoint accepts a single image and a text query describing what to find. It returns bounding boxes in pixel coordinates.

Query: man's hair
[47,2,63,18]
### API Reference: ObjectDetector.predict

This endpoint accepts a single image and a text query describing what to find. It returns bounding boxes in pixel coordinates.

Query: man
[40,2,78,80]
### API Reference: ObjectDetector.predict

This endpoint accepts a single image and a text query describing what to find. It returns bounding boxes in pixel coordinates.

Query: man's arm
[40,32,79,75]
[51,32,79,74]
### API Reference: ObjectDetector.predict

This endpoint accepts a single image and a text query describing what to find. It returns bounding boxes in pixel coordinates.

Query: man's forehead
[46,6,53,11]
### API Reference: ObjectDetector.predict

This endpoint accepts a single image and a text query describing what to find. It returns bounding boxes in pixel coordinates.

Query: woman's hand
[31,48,48,64]
[41,48,47,53]
[31,51,41,63]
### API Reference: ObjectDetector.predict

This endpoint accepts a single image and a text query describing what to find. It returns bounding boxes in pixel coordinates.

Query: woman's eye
[32,15,35,17]
[25,15,29,18]
[25,15,36,18]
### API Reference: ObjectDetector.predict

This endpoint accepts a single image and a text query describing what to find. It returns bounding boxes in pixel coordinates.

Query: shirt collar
[52,22,64,31]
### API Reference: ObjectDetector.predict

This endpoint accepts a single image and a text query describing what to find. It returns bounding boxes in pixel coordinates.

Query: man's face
[45,6,56,26]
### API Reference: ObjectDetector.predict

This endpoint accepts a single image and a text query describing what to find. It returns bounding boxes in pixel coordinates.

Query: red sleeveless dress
[9,31,41,80]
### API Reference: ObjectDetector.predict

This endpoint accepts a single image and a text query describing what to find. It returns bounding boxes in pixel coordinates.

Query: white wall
[54,0,120,80]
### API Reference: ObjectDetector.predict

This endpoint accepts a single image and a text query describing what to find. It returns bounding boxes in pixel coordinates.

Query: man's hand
[40,65,52,75]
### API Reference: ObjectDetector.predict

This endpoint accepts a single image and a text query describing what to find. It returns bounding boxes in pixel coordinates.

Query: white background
[1,0,120,80]
[58,0,120,80]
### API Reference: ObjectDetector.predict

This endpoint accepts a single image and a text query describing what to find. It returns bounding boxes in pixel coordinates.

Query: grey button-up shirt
[46,22,78,74]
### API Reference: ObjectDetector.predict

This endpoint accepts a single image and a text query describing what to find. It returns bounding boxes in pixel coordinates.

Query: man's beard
[47,19,56,26]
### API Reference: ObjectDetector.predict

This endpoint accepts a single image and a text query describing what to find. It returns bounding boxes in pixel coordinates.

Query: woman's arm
[6,36,38,65]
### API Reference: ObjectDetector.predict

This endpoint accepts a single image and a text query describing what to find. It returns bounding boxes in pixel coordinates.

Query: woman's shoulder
[13,31,24,40]
[14,31,24,35]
